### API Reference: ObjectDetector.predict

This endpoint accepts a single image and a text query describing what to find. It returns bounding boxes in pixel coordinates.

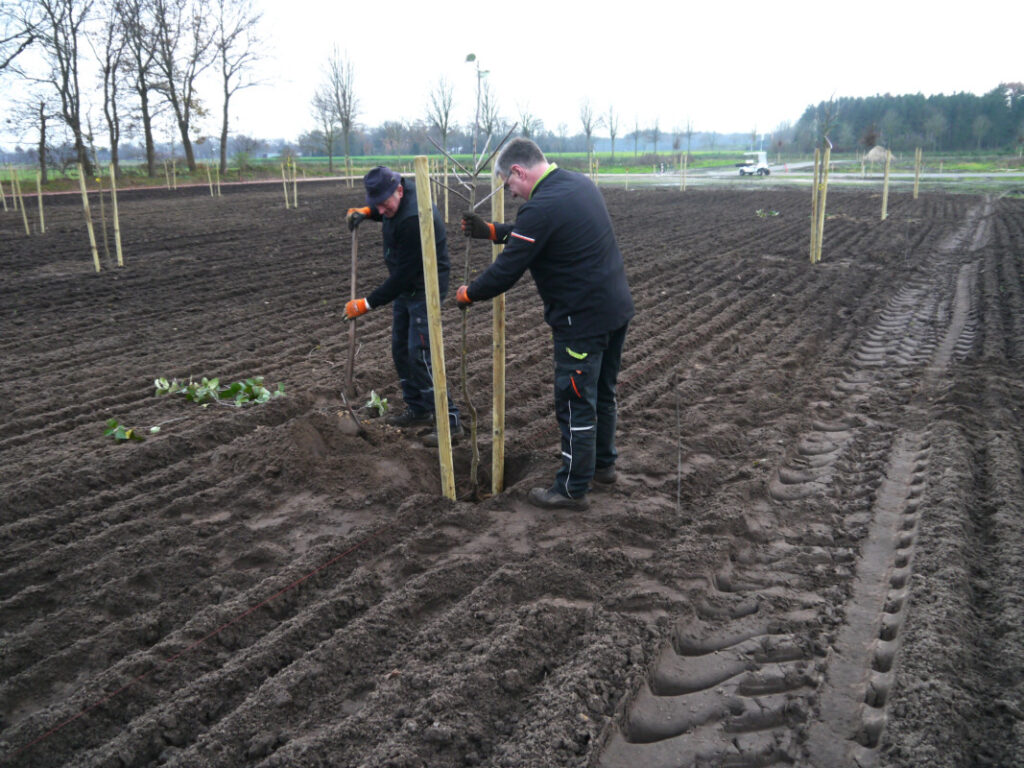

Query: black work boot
[422,421,464,447]
[528,486,589,510]
[592,465,617,485]
[386,408,433,428]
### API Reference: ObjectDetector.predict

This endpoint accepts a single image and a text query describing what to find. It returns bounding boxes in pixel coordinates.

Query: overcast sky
[2,0,1022,148]
[229,0,1021,142]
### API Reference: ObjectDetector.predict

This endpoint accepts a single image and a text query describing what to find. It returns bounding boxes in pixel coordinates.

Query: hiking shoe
[592,465,617,485]
[422,422,464,447]
[386,408,433,428]
[528,486,589,511]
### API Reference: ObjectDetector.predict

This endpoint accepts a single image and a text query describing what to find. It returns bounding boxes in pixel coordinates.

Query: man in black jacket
[458,139,634,510]
[346,166,461,442]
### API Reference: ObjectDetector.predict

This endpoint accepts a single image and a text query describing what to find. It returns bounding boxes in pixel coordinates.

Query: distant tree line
[792,84,1024,154]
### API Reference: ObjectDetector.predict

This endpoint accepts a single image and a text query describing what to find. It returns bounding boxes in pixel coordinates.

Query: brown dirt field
[2,179,1023,768]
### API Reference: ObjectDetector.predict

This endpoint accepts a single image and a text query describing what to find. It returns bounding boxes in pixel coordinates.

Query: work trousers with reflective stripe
[552,322,628,498]
[391,295,460,425]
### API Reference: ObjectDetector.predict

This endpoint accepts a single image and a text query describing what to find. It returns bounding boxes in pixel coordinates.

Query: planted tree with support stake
[424,53,516,500]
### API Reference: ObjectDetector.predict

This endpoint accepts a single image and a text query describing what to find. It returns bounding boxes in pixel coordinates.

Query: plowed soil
[2,180,1022,768]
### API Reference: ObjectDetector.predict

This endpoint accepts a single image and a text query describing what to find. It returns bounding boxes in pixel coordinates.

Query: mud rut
[2,183,1022,768]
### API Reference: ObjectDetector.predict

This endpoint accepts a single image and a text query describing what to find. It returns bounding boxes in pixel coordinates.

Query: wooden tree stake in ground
[810,148,820,263]
[14,171,30,236]
[0,169,7,211]
[76,164,101,272]
[414,155,456,500]
[491,173,506,494]
[913,147,922,200]
[35,172,45,234]
[206,164,214,196]
[814,141,832,263]
[281,164,290,208]
[214,165,222,196]
[109,164,124,267]
[291,160,298,207]
[881,150,892,220]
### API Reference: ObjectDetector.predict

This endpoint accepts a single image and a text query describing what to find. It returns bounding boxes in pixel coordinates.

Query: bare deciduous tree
[682,118,694,158]
[35,0,94,175]
[311,85,337,172]
[607,105,618,160]
[426,76,454,149]
[213,0,261,174]
[579,98,602,162]
[119,0,161,176]
[1,0,40,74]
[479,79,502,140]
[94,0,127,176]
[517,103,541,139]
[649,119,660,155]
[326,46,358,185]
[151,0,214,172]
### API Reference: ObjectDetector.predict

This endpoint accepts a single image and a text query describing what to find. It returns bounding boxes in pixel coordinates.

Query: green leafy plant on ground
[155,376,285,406]
[104,419,146,442]
[756,208,780,218]
[364,390,388,416]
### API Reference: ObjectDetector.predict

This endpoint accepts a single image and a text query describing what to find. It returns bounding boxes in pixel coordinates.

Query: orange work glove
[346,206,371,231]
[345,298,370,320]
[461,212,496,241]
[456,285,472,308]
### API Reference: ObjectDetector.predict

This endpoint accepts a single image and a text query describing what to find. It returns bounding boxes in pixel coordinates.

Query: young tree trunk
[219,89,230,174]
[140,96,157,176]
[38,105,48,184]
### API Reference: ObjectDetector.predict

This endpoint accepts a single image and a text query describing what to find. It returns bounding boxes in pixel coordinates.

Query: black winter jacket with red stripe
[467,167,634,340]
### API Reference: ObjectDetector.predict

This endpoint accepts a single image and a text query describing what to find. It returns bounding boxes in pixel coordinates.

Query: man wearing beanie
[345,166,461,444]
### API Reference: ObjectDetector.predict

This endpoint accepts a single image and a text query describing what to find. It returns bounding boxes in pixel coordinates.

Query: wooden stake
[491,173,506,495]
[291,160,298,207]
[815,144,831,263]
[913,146,921,200]
[346,228,358,397]
[94,164,111,265]
[36,171,45,234]
[172,160,177,190]
[414,156,456,500]
[164,160,170,189]
[13,171,30,236]
[881,149,891,221]
[280,164,290,208]
[1,169,8,211]
[810,148,820,263]
[77,164,101,272]
[206,164,214,196]
[109,164,123,267]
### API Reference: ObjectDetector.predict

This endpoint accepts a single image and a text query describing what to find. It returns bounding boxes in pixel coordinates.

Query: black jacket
[467,167,634,339]
[366,177,449,308]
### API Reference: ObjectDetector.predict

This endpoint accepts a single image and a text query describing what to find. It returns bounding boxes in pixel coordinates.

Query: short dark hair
[495,138,546,177]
